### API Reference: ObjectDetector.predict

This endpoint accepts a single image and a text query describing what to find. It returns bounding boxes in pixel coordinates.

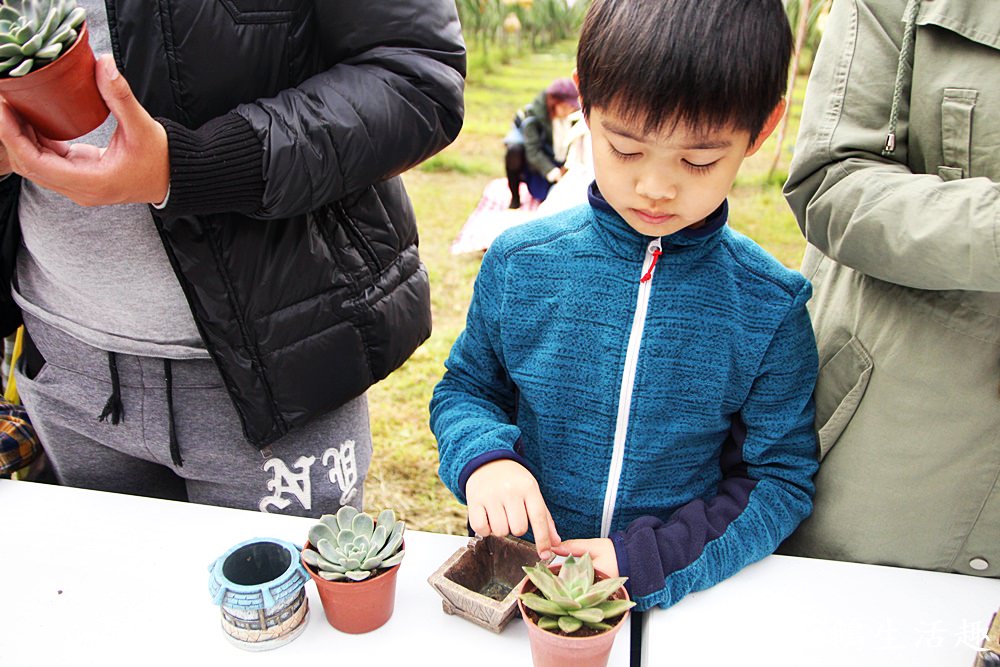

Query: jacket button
[969,558,990,571]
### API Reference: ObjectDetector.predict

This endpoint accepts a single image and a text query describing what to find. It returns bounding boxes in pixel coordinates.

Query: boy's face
[586,104,775,238]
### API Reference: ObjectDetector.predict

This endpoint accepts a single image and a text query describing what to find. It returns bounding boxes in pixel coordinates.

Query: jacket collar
[586,181,728,259]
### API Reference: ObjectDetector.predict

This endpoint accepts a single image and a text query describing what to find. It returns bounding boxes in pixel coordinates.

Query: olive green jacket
[782,0,999,577]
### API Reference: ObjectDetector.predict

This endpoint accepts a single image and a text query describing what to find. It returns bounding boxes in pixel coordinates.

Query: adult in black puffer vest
[0,1,465,516]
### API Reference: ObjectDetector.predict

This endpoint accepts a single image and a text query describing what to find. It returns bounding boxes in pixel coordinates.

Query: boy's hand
[465,459,561,559]
[552,538,618,577]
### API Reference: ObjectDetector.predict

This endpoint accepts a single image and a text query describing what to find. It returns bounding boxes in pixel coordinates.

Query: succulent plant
[519,553,635,634]
[302,506,405,582]
[0,0,85,77]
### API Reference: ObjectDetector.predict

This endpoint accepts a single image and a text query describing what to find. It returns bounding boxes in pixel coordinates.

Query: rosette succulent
[302,506,405,582]
[519,553,635,634]
[0,0,85,77]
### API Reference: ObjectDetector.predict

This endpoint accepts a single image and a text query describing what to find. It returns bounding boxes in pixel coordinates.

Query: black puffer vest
[0,1,466,448]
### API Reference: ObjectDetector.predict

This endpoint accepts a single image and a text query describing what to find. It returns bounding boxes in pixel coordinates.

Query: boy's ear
[745,99,787,157]
[572,69,587,124]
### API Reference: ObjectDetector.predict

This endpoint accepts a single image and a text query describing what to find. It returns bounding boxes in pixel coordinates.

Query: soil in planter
[521,583,629,639]
[444,535,537,599]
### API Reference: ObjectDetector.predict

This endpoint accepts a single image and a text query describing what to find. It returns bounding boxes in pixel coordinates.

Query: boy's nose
[635,174,677,202]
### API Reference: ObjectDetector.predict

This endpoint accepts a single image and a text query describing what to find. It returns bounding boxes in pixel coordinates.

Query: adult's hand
[0,54,169,206]
[465,458,562,559]
[0,142,11,176]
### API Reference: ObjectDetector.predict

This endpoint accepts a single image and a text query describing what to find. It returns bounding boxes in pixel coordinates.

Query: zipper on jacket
[601,238,662,538]
[334,203,384,275]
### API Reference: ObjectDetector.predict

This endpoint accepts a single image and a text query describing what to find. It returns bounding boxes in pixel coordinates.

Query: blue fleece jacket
[430,185,818,611]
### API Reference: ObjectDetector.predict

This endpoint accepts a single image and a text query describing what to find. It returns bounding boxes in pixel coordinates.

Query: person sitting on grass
[430,0,819,612]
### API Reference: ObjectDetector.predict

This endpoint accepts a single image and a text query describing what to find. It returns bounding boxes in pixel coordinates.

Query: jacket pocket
[815,336,873,460]
[219,0,304,23]
[937,88,977,181]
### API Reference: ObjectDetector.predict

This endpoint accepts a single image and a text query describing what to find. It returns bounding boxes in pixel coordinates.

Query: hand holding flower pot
[301,506,406,634]
[0,0,109,140]
[517,553,635,667]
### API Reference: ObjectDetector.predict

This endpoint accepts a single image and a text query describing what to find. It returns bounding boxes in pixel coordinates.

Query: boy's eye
[683,159,718,174]
[608,144,641,161]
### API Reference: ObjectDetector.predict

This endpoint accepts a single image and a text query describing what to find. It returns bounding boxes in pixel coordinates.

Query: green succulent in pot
[0,0,85,77]
[519,553,635,634]
[302,506,405,582]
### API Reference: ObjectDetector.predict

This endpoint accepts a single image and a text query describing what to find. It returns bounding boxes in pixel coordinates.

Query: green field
[363,40,808,535]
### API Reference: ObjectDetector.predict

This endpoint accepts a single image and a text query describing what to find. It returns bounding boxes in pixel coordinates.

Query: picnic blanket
[450,164,595,255]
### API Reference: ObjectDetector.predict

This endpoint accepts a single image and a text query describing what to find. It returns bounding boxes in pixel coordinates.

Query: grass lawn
[363,40,809,535]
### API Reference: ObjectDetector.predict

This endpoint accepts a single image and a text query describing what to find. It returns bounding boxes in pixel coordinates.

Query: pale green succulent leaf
[0,54,20,72]
[594,599,635,619]
[559,553,594,592]
[360,556,382,570]
[9,57,31,76]
[345,569,370,581]
[12,23,31,43]
[366,525,388,558]
[336,528,356,549]
[316,538,343,565]
[308,522,337,548]
[318,570,347,581]
[583,621,613,631]
[341,557,361,571]
[374,521,404,561]
[557,615,583,633]
[522,564,581,610]
[33,41,59,59]
[0,42,21,56]
[301,548,322,568]
[518,592,567,616]
[36,6,56,40]
[568,607,604,623]
[538,616,559,631]
[375,509,396,532]
[63,5,83,29]
[0,7,19,23]
[18,32,42,55]
[379,549,404,568]
[351,511,375,539]
[335,505,359,531]
[574,576,629,606]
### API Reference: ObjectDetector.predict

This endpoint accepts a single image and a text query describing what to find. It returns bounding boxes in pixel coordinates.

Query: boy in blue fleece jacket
[430,0,818,611]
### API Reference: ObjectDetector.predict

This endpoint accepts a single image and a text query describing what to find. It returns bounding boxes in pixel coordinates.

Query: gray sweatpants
[14,313,372,517]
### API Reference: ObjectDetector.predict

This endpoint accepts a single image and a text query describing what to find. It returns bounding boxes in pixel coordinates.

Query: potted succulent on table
[0,0,109,139]
[517,553,635,667]
[301,506,405,634]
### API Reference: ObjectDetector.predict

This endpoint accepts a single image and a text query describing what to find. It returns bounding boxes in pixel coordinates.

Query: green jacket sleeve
[783,0,1000,291]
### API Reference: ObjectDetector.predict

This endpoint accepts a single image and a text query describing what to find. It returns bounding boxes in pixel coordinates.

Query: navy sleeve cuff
[457,447,530,498]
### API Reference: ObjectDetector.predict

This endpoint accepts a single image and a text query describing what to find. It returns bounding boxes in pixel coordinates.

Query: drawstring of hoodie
[883,0,921,155]
[96,352,183,468]
[97,351,124,425]
[164,359,182,467]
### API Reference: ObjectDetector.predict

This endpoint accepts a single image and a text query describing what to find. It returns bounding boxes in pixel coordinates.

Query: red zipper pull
[640,246,662,283]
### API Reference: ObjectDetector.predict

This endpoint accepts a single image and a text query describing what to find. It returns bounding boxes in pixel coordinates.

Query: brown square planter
[428,535,554,633]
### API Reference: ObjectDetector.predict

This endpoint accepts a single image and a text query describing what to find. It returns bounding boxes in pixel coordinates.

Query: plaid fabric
[0,399,41,476]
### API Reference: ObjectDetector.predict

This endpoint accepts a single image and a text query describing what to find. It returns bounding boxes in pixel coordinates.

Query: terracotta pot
[0,22,109,140]
[516,564,631,667]
[303,540,402,634]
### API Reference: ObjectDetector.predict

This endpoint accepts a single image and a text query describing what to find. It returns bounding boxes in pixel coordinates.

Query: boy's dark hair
[576,0,792,141]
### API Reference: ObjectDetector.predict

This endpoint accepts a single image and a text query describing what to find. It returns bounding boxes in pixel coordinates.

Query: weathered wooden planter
[427,535,553,633]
